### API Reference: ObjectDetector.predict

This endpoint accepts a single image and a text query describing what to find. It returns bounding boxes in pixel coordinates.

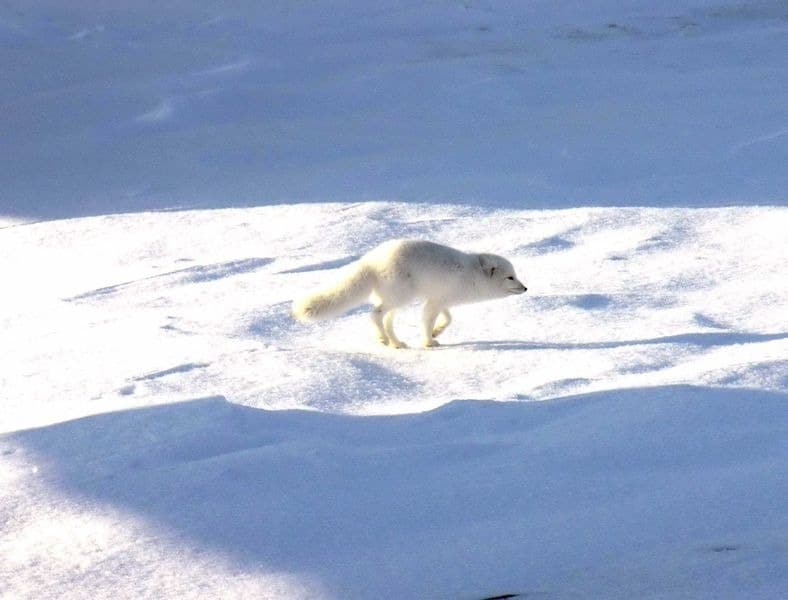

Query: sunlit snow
[1,1,787,599]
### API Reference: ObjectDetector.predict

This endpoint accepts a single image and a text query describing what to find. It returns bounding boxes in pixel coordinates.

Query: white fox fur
[292,239,527,348]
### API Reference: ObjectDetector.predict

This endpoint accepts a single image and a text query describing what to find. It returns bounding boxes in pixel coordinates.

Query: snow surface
[2,0,788,223]
[2,1,788,599]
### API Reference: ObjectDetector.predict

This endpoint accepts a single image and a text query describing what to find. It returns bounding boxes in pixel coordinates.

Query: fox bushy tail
[292,263,376,321]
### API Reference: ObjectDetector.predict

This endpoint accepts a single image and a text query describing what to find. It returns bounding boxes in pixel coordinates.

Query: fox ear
[479,255,496,278]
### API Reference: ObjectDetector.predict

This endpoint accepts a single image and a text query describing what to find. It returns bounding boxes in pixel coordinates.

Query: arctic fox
[292,239,527,348]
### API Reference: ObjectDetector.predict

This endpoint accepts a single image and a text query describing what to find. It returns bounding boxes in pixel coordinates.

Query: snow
[2,0,787,223]
[1,1,787,599]
[4,389,787,599]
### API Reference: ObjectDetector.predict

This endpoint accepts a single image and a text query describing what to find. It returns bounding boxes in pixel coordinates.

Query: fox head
[478,254,527,297]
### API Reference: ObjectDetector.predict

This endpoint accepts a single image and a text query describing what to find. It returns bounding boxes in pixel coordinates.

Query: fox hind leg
[383,310,407,349]
[431,308,452,339]
[372,303,407,348]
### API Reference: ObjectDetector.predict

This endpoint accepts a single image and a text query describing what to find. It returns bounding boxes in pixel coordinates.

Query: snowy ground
[2,1,788,599]
[2,0,787,223]
[2,203,787,429]
[2,203,787,599]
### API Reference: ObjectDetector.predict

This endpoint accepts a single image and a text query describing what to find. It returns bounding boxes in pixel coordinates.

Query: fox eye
[506,276,514,280]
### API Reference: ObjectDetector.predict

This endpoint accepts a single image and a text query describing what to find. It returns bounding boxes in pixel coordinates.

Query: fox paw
[423,339,440,348]
[388,340,409,349]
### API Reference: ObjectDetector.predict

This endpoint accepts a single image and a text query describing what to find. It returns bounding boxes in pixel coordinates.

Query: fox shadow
[448,330,788,352]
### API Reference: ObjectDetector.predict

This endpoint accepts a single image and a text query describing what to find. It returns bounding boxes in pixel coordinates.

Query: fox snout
[507,278,527,294]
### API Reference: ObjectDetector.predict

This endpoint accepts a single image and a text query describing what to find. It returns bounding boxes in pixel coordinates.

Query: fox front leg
[370,304,389,346]
[421,302,442,348]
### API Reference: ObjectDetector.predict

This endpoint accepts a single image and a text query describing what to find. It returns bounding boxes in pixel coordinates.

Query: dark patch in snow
[567,294,612,310]
[530,292,678,312]
[118,384,136,396]
[65,257,273,301]
[620,358,674,375]
[160,315,196,336]
[559,22,641,42]
[519,235,575,255]
[709,544,739,553]
[160,323,194,335]
[451,331,788,351]
[277,255,358,274]
[133,362,210,382]
[694,313,729,330]
[712,360,788,388]
[535,378,591,396]
[636,222,695,254]
[177,258,274,283]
